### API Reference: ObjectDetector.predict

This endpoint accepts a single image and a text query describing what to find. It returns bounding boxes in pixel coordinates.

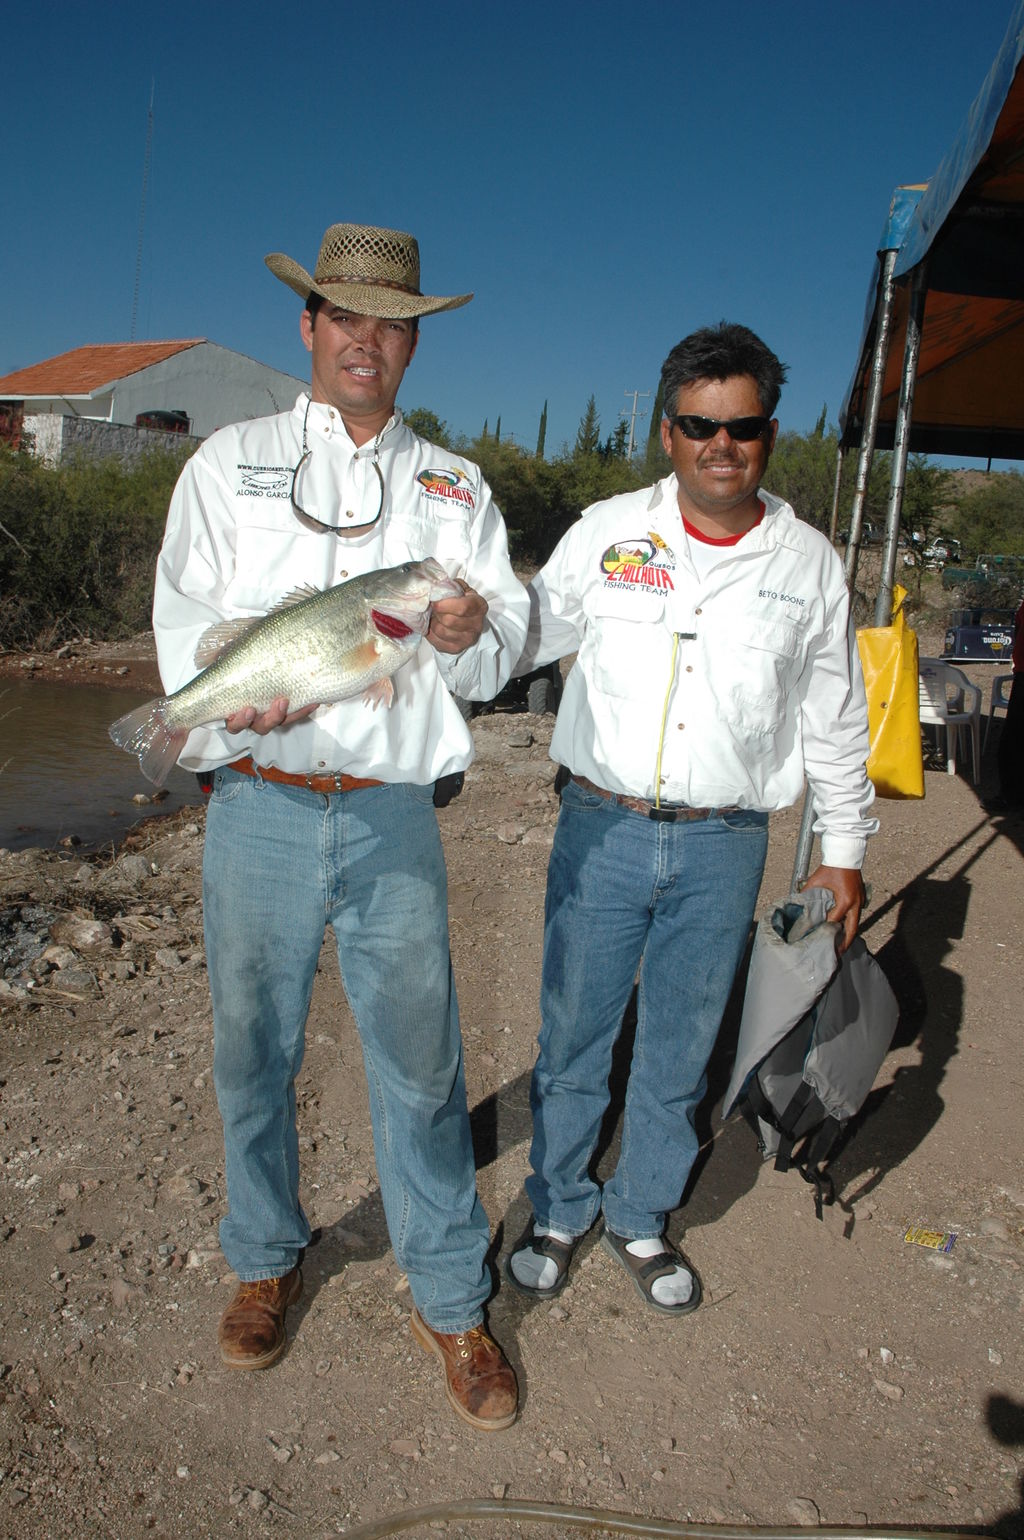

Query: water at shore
[0,678,201,853]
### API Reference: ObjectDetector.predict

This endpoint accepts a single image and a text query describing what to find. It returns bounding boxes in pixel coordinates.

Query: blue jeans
[202,768,490,1333]
[526,778,769,1240]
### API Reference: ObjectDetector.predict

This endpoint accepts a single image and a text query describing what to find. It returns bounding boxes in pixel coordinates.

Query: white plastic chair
[983,672,1014,753]
[918,659,982,781]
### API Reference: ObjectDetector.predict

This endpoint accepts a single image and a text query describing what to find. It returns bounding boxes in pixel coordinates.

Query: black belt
[570,774,737,823]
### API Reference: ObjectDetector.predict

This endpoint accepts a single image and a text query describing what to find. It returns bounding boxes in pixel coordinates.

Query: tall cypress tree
[574,395,600,457]
[647,381,665,455]
[536,399,548,459]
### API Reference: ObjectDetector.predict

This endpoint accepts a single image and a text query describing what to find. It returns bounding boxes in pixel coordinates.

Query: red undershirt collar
[682,500,765,546]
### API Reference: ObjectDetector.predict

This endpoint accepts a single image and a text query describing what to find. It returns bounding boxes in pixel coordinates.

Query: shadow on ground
[292,810,1009,1384]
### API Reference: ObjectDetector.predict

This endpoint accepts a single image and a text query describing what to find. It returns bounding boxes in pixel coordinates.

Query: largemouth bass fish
[109,557,461,786]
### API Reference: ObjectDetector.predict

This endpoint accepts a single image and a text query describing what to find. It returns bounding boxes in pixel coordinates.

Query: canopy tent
[840,0,1024,460]
[792,3,1024,885]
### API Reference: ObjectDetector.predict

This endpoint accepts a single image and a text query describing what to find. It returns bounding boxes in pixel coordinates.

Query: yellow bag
[856,584,925,799]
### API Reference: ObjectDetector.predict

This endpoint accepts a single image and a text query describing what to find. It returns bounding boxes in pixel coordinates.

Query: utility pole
[621,390,650,458]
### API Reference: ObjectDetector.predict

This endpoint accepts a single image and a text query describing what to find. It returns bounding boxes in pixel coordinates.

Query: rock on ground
[0,656,1022,1539]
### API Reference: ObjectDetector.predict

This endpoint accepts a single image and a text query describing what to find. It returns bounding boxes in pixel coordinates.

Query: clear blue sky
[3,0,1017,465]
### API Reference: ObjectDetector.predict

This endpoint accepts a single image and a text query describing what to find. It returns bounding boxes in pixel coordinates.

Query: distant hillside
[949,468,998,495]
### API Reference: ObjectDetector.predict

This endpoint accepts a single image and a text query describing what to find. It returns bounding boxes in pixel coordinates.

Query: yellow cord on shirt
[652,632,681,811]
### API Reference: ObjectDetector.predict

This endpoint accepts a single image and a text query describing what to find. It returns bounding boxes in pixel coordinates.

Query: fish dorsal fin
[194,615,263,667]
[193,586,323,667]
[265,584,322,615]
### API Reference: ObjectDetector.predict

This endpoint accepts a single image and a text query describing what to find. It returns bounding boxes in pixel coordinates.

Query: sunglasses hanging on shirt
[290,399,386,535]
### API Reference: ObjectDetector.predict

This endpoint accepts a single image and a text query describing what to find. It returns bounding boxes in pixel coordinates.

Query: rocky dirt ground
[0,630,1022,1540]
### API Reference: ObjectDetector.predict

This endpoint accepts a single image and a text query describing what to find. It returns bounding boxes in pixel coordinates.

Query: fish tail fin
[109,700,188,787]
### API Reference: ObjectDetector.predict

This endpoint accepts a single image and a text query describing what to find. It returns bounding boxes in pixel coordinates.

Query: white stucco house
[0,340,308,462]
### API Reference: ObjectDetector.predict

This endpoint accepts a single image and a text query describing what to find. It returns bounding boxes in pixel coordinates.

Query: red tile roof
[0,341,205,397]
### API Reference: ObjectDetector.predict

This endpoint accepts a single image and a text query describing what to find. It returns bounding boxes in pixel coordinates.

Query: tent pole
[791,246,899,892]
[843,246,900,592]
[790,801,818,896]
[828,444,845,545]
[875,262,928,626]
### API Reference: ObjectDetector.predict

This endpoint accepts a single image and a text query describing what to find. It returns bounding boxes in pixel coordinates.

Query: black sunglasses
[670,414,771,442]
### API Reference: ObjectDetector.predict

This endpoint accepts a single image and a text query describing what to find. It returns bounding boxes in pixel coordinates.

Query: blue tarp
[840,1,1024,459]
[895,6,1024,281]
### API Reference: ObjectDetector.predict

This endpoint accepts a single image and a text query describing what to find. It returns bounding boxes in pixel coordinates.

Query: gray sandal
[601,1227,702,1315]
[504,1223,577,1298]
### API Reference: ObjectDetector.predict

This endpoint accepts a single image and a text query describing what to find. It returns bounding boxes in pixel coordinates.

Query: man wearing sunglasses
[151,223,527,1431]
[507,323,875,1315]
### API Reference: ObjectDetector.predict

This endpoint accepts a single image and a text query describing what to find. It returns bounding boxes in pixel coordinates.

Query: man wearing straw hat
[152,223,526,1430]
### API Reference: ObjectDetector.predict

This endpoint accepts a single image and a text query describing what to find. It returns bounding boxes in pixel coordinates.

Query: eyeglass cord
[291,398,386,536]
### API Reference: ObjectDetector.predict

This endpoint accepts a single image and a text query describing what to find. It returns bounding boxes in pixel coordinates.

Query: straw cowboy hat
[265,223,472,319]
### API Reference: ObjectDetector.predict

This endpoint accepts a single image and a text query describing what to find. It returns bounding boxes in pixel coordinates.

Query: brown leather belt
[227,755,383,795]
[570,774,737,823]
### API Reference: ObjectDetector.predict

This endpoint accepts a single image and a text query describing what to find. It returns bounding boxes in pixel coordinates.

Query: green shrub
[0,444,189,649]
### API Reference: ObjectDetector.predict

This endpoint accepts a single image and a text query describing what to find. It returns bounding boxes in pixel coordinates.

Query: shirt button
[339,569,348,578]
[345,510,355,519]
[694,607,703,616]
[685,664,693,673]
[677,723,685,730]
[317,760,326,768]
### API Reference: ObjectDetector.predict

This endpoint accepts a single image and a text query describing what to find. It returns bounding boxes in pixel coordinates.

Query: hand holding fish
[110,558,463,786]
[224,698,319,735]
[426,581,488,654]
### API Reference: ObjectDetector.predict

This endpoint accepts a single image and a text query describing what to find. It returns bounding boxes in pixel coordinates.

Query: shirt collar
[653,474,794,540]
[296,393,401,450]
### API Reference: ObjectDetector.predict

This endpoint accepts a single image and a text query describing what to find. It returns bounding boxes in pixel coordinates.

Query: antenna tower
[130,82,155,342]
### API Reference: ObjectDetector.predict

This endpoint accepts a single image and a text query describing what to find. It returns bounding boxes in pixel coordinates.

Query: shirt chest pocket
[706,614,807,726]
[386,505,473,574]
[583,586,671,701]
[223,524,336,613]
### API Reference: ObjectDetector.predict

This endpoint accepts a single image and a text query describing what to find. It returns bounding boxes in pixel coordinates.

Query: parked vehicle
[839,521,883,546]
[942,552,1024,591]
[925,538,962,568]
[452,662,563,722]
[135,409,192,434]
[903,536,962,569]
[978,552,1024,575]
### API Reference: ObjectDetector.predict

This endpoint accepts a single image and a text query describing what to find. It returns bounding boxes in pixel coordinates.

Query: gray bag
[724,889,899,1216]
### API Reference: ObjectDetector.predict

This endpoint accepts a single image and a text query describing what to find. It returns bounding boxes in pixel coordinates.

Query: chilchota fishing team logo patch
[600,531,676,590]
[417,467,475,507]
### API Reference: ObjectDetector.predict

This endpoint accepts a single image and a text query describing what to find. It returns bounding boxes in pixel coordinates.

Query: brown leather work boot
[409,1306,518,1430]
[218,1267,303,1370]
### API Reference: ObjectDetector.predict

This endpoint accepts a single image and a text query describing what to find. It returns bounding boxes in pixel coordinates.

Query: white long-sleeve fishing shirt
[153,395,528,783]
[518,476,877,869]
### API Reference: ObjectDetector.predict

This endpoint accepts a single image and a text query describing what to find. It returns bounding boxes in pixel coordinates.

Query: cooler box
[943,621,1016,661]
